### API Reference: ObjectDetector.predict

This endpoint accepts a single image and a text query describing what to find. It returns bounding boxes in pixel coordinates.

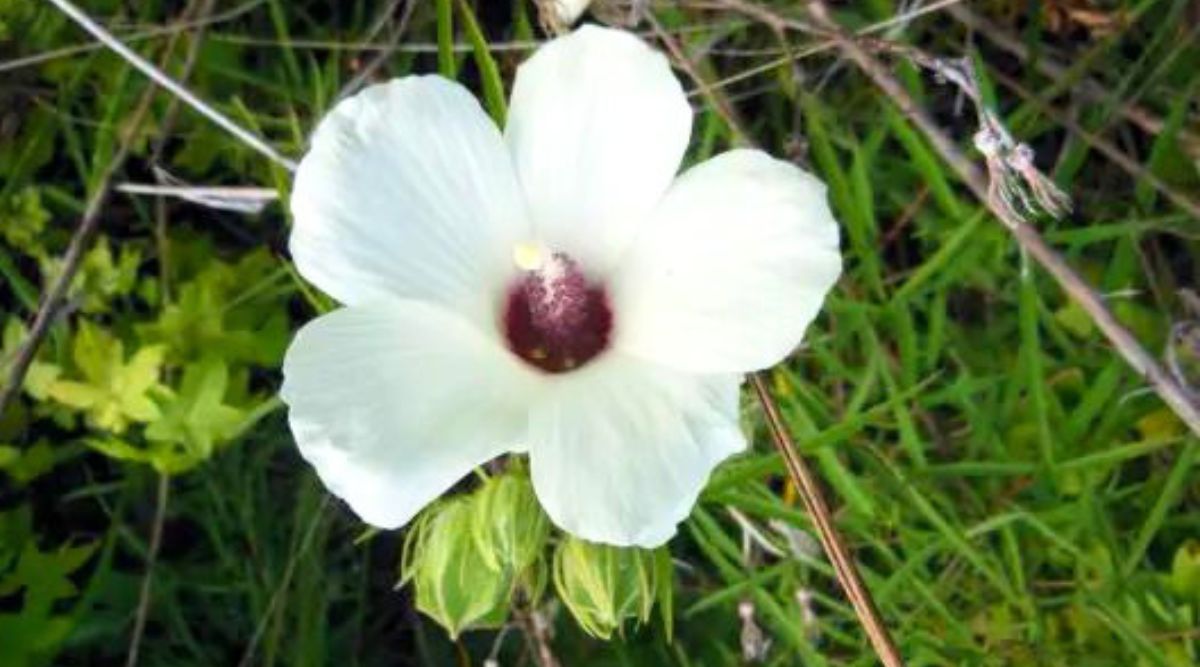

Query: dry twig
[1,0,210,418]
[751,375,905,667]
[43,0,297,171]
[650,11,907,663]
[125,474,170,667]
[947,4,1200,157]
[514,605,561,667]
[802,2,1200,438]
[336,0,417,101]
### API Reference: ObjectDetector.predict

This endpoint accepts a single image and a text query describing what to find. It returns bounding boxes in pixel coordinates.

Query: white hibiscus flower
[281,25,841,548]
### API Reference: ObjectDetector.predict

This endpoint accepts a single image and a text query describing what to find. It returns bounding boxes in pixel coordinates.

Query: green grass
[1,0,1199,665]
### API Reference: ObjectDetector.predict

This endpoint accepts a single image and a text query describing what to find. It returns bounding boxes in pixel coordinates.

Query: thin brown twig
[125,473,171,667]
[336,0,416,101]
[514,605,560,667]
[0,149,130,414]
[803,2,1200,439]
[0,1,200,419]
[750,374,905,667]
[650,8,904,660]
[947,3,1200,156]
[149,0,219,305]
[647,12,750,140]
[0,0,266,75]
[987,68,1200,220]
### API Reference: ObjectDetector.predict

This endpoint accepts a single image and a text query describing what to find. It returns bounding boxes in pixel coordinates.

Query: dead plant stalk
[801,2,1200,439]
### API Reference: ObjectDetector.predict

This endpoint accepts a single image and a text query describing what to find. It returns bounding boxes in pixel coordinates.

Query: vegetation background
[1,0,1199,664]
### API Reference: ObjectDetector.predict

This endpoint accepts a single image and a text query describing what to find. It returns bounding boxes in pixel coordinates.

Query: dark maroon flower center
[502,252,613,373]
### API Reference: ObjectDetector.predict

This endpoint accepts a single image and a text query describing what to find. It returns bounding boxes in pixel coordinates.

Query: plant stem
[750,373,905,667]
[126,473,171,667]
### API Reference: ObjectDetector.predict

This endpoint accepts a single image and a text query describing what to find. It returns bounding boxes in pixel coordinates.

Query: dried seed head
[974,115,1071,226]
[738,600,771,662]
[536,0,592,34]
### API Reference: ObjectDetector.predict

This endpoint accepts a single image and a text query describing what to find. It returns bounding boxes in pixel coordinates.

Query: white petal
[528,356,745,547]
[613,149,842,373]
[290,76,529,325]
[281,301,538,529]
[505,25,691,273]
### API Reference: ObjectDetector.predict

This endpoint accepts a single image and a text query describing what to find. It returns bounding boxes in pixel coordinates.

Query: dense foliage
[1,0,1199,665]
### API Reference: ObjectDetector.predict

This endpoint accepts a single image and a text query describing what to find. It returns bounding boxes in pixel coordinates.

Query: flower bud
[552,536,658,639]
[402,498,510,638]
[470,468,551,574]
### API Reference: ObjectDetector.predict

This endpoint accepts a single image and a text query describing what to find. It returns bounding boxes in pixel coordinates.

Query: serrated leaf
[137,250,291,367]
[0,187,49,254]
[46,321,165,433]
[146,357,245,464]
[1,318,61,402]
[0,538,97,666]
[38,237,140,314]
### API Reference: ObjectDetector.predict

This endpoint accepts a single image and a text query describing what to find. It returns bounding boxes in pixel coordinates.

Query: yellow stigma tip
[513,242,545,271]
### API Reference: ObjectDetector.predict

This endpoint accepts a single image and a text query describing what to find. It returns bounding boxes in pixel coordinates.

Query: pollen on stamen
[502,249,612,374]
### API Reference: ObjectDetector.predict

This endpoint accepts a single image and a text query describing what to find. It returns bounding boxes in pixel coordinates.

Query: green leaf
[46,321,165,434]
[653,545,675,642]
[146,357,245,464]
[38,237,140,314]
[0,187,49,256]
[436,0,457,79]
[0,441,56,485]
[0,539,97,666]
[1,318,61,403]
[137,249,291,366]
[455,0,506,124]
[1169,539,1200,600]
[0,445,17,468]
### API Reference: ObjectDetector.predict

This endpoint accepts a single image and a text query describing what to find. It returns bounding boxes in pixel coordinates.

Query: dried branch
[514,605,561,667]
[125,474,170,667]
[1,0,202,418]
[647,12,751,140]
[802,2,1200,438]
[44,0,297,171]
[336,0,417,101]
[947,4,1200,157]
[650,9,907,662]
[750,374,905,667]
[986,68,1200,220]
[117,181,277,213]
